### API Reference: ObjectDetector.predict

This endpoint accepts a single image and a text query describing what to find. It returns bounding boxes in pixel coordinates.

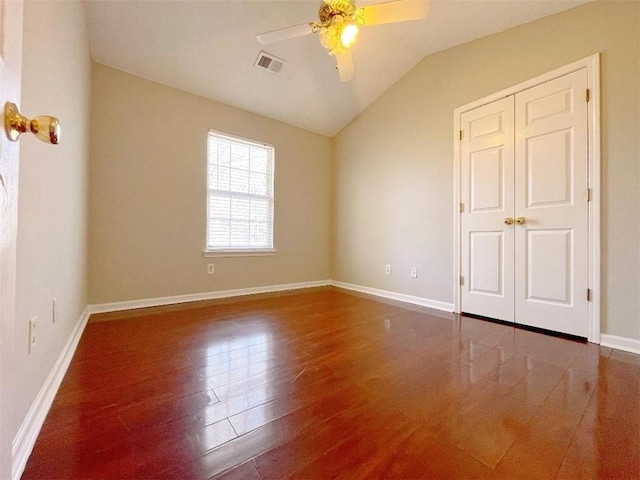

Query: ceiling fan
[256,0,430,82]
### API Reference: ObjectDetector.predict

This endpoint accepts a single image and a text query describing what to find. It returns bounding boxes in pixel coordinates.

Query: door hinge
[459,202,464,213]
[586,89,590,103]
[587,188,592,202]
[587,288,592,301]
[460,275,465,286]
[459,130,463,141]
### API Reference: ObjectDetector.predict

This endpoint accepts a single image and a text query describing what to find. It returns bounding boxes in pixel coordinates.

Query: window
[206,131,274,254]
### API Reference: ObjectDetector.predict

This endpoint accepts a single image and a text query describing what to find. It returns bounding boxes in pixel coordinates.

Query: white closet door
[461,97,515,322]
[514,69,589,337]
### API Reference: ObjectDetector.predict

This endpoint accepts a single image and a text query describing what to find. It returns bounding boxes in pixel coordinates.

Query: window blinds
[207,132,274,250]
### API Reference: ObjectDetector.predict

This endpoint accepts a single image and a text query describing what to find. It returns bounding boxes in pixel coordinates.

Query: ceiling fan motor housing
[318,0,356,23]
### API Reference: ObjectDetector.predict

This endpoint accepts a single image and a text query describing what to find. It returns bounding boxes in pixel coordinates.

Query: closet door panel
[461,97,515,322]
[514,69,589,337]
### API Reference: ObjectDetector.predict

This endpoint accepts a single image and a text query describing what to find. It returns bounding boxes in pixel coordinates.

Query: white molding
[88,280,332,314]
[202,249,276,258]
[586,54,601,344]
[452,53,601,343]
[11,307,90,480]
[453,54,601,115]
[331,280,454,312]
[600,334,640,355]
[453,105,462,314]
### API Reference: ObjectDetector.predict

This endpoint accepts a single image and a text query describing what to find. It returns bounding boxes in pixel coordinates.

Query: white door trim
[453,53,601,343]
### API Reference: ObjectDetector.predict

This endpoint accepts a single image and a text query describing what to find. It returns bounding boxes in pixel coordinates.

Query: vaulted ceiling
[85,0,590,137]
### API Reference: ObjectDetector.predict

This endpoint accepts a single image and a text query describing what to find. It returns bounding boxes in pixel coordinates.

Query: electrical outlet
[29,316,37,353]
[52,298,58,324]
[385,264,391,275]
[207,263,215,275]
[410,267,418,279]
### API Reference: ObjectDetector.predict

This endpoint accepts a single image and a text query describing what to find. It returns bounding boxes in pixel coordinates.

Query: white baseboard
[600,334,640,355]
[12,306,90,480]
[88,280,332,315]
[88,279,454,317]
[331,280,454,313]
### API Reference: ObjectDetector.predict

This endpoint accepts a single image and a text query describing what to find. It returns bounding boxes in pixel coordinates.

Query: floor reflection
[192,329,274,453]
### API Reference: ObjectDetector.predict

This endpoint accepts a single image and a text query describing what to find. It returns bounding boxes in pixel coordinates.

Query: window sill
[203,249,276,258]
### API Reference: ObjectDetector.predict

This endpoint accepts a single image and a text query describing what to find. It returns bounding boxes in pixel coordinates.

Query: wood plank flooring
[22,287,640,479]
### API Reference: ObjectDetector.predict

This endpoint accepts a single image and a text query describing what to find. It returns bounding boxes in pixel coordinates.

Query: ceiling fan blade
[257,23,314,45]
[336,50,354,82]
[358,0,430,26]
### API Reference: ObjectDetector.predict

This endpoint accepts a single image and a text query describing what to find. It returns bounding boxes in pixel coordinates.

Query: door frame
[0,0,24,477]
[452,53,601,343]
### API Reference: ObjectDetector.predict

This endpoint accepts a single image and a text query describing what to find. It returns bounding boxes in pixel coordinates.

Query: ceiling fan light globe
[319,26,337,50]
[340,23,359,48]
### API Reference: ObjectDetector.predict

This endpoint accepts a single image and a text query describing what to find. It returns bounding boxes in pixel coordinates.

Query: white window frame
[204,130,276,257]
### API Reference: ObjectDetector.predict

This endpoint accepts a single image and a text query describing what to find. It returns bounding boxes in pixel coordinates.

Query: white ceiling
[85,0,590,137]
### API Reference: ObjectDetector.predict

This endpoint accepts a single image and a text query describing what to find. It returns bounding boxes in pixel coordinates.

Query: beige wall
[14,0,91,437]
[333,1,640,340]
[89,65,332,304]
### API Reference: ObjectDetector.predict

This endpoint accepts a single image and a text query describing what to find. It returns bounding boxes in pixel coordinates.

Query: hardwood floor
[22,287,640,479]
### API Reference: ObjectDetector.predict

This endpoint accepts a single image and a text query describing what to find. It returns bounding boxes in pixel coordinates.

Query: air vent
[254,51,286,76]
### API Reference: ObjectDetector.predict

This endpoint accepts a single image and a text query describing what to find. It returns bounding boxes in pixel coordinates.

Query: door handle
[4,102,60,144]
[503,217,515,225]
[516,216,527,225]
